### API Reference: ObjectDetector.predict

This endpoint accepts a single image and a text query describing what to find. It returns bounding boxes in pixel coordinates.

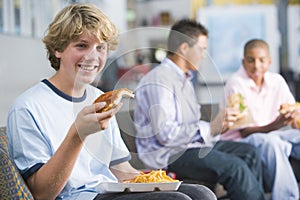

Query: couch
[0,126,34,199]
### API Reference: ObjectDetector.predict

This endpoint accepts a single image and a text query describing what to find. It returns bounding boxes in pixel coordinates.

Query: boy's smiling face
[55,31,108,85]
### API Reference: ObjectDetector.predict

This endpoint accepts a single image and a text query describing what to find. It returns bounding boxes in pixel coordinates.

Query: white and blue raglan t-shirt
[7,79,131,199]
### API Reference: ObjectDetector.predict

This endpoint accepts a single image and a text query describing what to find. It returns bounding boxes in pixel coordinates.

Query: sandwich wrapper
[229,108,255,130]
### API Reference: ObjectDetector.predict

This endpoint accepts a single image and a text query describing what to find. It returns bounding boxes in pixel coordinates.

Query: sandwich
[227,93,247,120]
[296,118,300,129]
[279,102,300,114]
[279,102,300,129]
[94,88,134,113]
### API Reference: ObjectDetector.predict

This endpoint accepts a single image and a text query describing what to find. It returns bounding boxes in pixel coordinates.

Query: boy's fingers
[96,102,123,121]
[93,102,107,113]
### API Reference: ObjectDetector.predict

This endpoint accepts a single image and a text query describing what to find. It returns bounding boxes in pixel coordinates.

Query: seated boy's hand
[210,108,239,135]
[289,108,300,129]
[221,107,240,132]
[291,118,300,129]
[225,107,240,126]
[74,102,122,139]
[279,105,300,129]
[271,113,290,130]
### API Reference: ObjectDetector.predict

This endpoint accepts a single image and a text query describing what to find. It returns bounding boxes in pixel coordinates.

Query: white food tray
[99,181,182,193]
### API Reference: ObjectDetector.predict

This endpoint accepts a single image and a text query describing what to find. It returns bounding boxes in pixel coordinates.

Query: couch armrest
[0,127,34,199]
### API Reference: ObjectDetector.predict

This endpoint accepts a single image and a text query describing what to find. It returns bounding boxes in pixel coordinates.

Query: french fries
[126,170,179,183]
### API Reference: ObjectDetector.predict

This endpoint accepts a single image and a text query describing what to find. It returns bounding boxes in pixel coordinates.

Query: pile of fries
[127,170,179,183]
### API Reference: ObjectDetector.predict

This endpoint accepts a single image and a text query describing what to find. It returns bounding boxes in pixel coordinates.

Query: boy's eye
[77,43,87,48]
[246,58,254,63]
[97,43,107,51]
[260,58,268,63]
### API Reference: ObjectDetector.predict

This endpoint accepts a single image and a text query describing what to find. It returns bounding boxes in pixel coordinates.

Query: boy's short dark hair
[167,19,208,55]
[244,39,269,56]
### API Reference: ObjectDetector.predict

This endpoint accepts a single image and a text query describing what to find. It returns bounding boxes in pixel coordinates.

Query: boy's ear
[55,50,62,58]
[242,58,246,65]
[177,42,189,55]
[268,57,272,65]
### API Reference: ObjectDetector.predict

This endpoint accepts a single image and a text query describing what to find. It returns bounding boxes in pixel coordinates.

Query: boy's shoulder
[12,81,47,106]
[264,71,286,83]
[140,63,178,83]
[7,81,48,120]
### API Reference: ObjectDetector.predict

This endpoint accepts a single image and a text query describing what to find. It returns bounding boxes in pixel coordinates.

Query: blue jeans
[167,140,265,200]
[241,132,299,200]
[94,183,216,200]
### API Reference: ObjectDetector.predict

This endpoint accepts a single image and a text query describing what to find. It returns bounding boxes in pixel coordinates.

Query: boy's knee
[167,192,191,200]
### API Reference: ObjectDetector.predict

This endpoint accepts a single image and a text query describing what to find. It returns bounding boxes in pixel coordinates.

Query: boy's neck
[48,74,86,98]
[253,78,264,92]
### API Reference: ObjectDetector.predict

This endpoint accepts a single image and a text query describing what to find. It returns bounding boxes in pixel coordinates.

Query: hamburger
[94,88,134,113]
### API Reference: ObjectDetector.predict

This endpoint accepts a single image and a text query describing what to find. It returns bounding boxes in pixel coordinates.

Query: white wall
[101,0,127,32]
[0,35,54,126]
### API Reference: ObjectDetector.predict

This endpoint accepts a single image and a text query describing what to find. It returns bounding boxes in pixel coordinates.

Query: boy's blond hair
[43,3,119,70]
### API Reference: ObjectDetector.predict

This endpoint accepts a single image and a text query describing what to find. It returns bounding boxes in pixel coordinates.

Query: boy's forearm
[27,124,84,199]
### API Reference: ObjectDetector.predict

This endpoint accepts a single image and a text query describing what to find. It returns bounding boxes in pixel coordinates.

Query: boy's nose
[253,60,262,69]
[85,48,99,60]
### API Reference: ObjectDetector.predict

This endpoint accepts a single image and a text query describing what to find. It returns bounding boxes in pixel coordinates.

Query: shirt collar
[42,79,86,102]
[239,66,271,92]
[163,58,194,81]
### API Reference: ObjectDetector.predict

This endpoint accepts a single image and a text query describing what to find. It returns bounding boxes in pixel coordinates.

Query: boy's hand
[287,108,300,129]
[219,107,241,133]
[74,102,122,139]
[210,107,239,135]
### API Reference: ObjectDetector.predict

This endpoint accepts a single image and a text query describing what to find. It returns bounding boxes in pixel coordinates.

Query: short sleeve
[7,108,51,176]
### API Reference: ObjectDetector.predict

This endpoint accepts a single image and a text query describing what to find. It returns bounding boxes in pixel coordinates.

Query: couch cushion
[0,127,8,152]
[0,127,34,200]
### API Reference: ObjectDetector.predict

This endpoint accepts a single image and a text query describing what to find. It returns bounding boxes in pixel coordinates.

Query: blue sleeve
[23,163,44,180]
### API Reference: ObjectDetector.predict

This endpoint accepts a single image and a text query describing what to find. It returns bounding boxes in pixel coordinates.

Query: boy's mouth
[78,64,99,71]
